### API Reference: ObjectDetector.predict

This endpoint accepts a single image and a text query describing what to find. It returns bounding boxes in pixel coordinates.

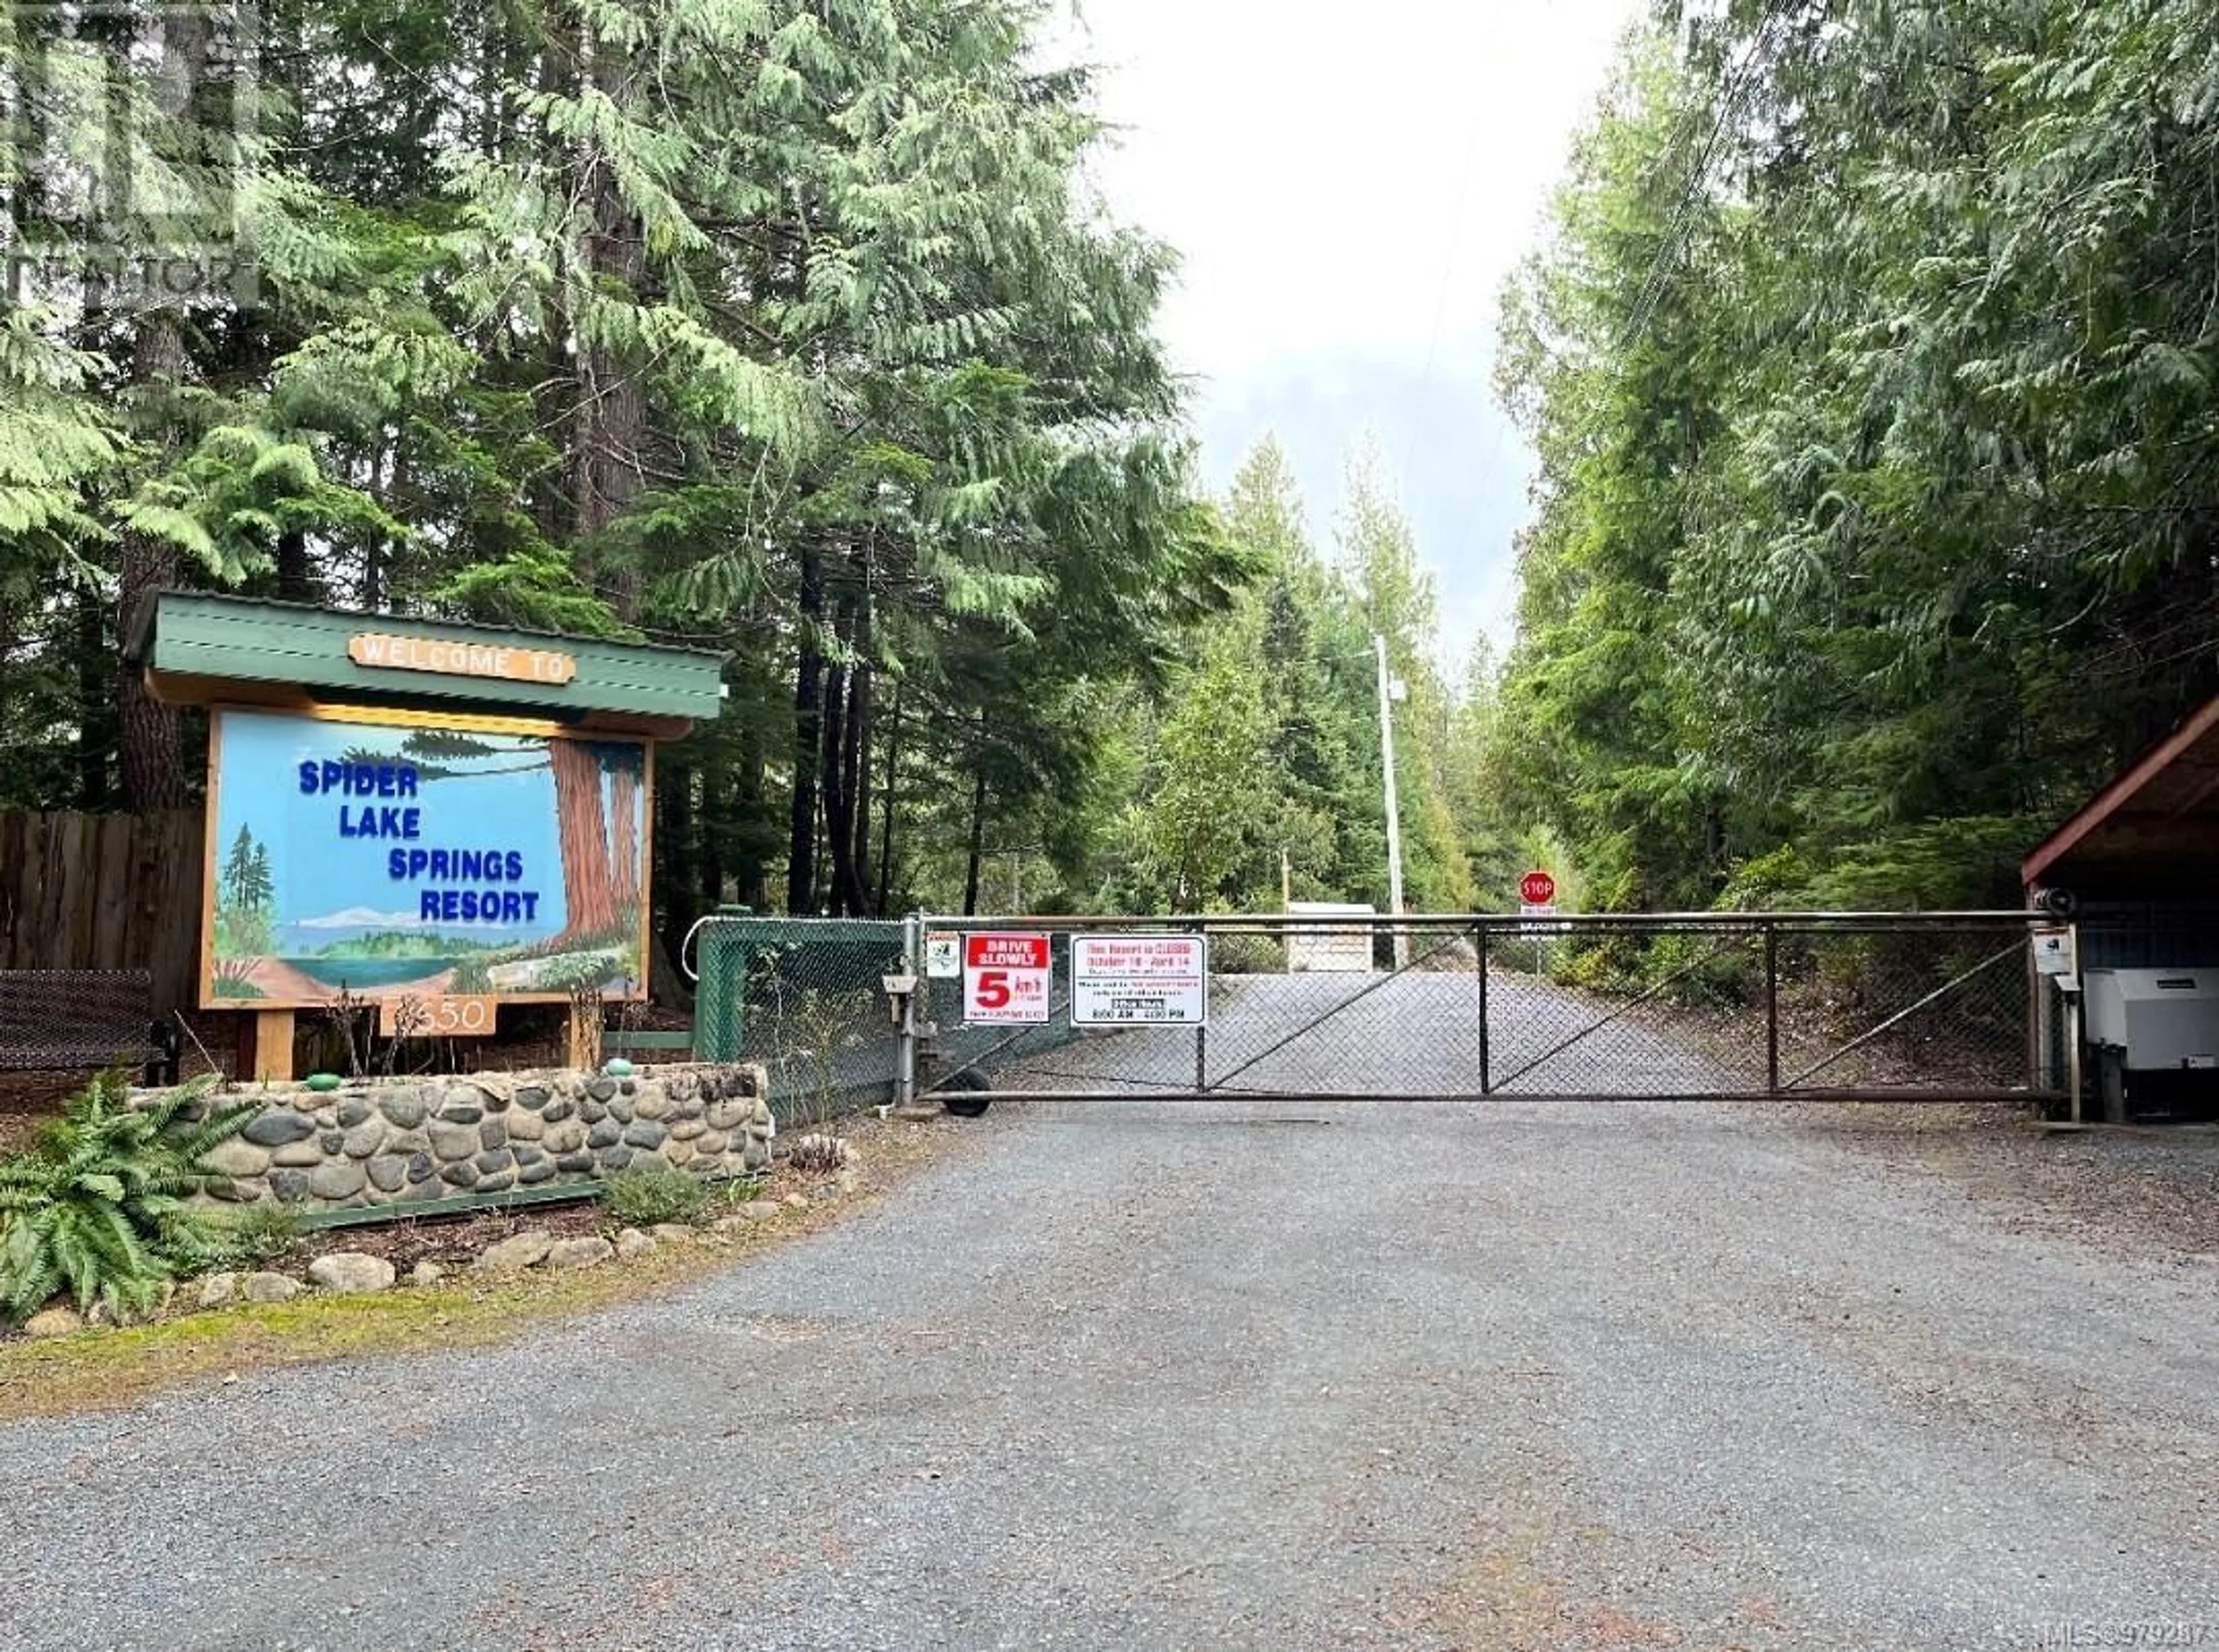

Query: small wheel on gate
[940,1069,992,1118]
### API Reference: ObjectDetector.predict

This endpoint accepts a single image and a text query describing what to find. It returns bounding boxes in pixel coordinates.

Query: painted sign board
[202,706,650,1011]
[924,930,961,979]
[963,932,1052,1024]
[1071,934,1208,1026]
[348,633,577,685]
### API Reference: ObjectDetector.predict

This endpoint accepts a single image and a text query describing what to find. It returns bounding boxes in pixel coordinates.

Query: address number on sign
[379,994,498,1038]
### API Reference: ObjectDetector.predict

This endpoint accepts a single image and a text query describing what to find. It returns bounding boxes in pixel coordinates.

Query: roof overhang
[2023,694,2219,898]
[131,592,727,739]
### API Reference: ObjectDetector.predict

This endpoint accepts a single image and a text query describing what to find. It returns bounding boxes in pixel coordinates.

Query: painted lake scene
[204,709,648,1008]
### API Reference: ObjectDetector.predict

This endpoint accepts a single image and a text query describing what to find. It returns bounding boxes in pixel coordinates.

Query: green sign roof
[135,593,726,732]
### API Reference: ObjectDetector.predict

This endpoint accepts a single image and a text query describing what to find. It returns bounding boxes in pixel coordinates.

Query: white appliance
[2082,969,2219,1070]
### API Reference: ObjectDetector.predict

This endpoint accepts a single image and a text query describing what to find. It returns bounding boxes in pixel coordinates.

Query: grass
[0,1113,952,1423]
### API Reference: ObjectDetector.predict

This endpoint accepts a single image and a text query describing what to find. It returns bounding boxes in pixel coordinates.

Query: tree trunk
[275,528,311,600]
[818,599,854,914]
[963,737,988,918]
[785,545,824,914]
[875,678,903,914]
[75,586,112,810]
[572,7,645,614]
[656,743,696,965]
[842,589,875,915]
[736,715,767,911]
[549,740,617,940]
[694,741,725,915]
[117,521,185,808]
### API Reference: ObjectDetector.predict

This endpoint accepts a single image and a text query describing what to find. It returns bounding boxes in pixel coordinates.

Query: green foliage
[600,1164,708,1229]
[0,1072,259,1323]
[1493,3,2219,912]
[205,1201,306,1268]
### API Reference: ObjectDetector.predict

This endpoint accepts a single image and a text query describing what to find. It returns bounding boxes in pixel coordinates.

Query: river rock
[307,1160,367,1200]
[201,1137,270,1178]
[428,1121,480,1161]
[243,1111,316,1148]
[379,1087,428,1129]
[243,1271,302,1304]
[474,1230,553,1274]
[24,1305,84,1338]
[196,1271,240,1309]
[614,1228,657,1260]
[307,1252,394,1294]
[546,1236,614,1269]
[342,1121,385,1159]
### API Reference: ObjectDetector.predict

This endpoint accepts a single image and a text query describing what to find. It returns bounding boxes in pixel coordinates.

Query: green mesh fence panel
[692,915,908,1127]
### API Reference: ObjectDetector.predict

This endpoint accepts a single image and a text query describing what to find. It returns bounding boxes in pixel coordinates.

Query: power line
[1620,0,1792,351]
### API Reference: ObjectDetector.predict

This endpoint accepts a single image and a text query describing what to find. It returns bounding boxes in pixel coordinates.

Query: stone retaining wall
[187,1064,774,1213]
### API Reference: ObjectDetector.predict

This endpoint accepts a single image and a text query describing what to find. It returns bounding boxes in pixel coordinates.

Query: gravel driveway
[6,1090,2217,1650]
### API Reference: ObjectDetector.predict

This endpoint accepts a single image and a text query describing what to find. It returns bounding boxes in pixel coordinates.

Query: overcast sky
[1057,0,1638,662]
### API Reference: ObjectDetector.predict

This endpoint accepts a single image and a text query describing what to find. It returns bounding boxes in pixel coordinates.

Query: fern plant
[0,1070,261,1324]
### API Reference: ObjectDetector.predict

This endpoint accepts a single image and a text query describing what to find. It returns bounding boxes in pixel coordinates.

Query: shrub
[785,1132,849,1175]
[601,1163,707,1228]
[206,1201,306,1267]
[0,1070,259,1323]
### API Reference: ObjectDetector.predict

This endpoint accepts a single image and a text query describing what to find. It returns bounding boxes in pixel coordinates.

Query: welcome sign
[202,707,649,1009]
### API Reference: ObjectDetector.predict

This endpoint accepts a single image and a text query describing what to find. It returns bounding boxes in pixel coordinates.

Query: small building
[2022,692,2219,1118]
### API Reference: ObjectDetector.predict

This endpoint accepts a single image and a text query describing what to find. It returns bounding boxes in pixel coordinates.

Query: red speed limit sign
[963,932,1052,1024]
[1519,870,1557,905]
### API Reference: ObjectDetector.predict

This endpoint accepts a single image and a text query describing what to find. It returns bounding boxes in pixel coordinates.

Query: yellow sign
[348,633,577,686]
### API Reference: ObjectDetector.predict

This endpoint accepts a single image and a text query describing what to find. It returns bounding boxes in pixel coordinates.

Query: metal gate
[900,912,2054,1106]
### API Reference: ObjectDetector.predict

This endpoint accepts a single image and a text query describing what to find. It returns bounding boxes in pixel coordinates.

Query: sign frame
[1070,933,1210,1028]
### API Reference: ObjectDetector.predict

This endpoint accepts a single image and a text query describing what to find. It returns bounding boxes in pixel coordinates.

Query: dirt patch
[1786,1102,2219,1257]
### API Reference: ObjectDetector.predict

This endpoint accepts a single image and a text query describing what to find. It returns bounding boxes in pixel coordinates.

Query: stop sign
[1519,870,1557,905]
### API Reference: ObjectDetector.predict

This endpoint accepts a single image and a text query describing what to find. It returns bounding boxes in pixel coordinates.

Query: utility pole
[1374,633,1409,970]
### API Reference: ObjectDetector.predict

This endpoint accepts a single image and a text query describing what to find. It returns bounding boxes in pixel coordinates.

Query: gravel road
[5,1094,2217,1651]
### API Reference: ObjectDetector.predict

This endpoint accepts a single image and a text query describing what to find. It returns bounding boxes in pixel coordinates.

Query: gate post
[1192,918,1208,1095]
[1477,920,1491,1096]
[893,912,923,1114]
[1764,922,1781,1095]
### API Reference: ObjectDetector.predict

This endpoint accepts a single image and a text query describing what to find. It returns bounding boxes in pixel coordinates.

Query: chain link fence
[907,913,2049,1104]
[688,911,2051,1112]
[692,916,908,1131]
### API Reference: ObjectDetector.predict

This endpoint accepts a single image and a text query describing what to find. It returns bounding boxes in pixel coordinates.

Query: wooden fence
[0,810,203,1014]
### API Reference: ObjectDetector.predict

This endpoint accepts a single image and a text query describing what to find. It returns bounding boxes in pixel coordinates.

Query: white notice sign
[1071,934,1209,1027]
[924,930,960,979]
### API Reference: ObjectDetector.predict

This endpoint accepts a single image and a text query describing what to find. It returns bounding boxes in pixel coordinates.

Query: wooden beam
[245,1009,296,1083]
[2023,694,2219,888]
